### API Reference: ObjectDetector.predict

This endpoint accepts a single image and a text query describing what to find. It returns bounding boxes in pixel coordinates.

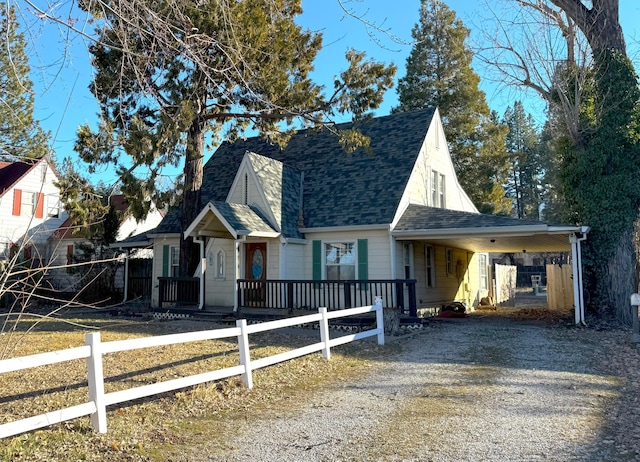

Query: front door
[244,243,267,306]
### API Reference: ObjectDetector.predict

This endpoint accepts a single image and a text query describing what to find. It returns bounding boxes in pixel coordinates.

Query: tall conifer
[395,0,508,213]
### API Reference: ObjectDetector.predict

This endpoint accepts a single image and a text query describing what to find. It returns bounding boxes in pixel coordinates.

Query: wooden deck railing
[156,277,417,316]
[158,277,199,307]
[237,279,417,316]
[128,276,152,298]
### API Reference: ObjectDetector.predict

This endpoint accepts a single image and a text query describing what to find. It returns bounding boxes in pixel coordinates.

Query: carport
[392,205,590,324]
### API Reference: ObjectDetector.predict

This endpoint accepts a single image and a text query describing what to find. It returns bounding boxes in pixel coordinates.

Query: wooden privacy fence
[546,264,573,310]
[0,298,384,439]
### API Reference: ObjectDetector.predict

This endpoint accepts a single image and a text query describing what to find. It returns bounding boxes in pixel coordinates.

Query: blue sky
[25,0,640,185]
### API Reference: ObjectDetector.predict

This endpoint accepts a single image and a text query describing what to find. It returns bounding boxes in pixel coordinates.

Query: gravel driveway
[180,315,640,461]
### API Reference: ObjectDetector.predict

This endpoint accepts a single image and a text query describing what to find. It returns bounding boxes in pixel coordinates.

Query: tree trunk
[601,227,639,324]
[550,0,625,56]
[179,115,205,278]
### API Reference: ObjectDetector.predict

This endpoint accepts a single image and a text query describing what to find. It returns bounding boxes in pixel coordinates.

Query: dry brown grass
[0,313,395,461]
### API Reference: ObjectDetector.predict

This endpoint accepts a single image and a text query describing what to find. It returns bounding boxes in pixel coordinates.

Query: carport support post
[569,233,585,325]
[631,294,640,343]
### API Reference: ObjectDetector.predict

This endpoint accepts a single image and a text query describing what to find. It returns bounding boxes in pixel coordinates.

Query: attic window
[431,171,446,208]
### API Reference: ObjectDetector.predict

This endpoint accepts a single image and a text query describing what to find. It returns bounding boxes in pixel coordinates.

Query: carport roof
[393,204,587,253]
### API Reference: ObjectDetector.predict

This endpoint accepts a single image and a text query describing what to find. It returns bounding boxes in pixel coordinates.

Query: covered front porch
[161,201,421,318]
[157,277,419,316]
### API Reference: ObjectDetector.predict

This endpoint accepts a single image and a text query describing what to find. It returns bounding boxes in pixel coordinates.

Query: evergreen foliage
[502,101,544,220]
[76,0,395,275]
[394,0,508,213]
[560,49,640,315]
[56,158,117,249]
[0,5,49,160]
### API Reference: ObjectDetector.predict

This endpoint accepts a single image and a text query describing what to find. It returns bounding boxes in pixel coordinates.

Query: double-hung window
[425,245,435,288]
[170,245,180,277]
[48,196,60,217]
[479,254,489,290]
[22,192,36,216]
[430,171,446,208]
[325,242,356,280]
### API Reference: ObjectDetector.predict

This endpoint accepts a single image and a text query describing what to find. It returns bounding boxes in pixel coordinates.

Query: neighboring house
[47,195,164,292]
[0,157,67,263]
[138,108,589,320]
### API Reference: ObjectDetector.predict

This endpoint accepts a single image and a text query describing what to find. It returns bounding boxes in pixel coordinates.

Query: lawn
[0,312,393,461]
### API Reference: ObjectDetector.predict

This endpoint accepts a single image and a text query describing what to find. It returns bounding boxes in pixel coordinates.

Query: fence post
[86,332,107,433]
[236,319,253,388]
[631,294,640,343]
[375,296,385,345]
[319,307,331,360]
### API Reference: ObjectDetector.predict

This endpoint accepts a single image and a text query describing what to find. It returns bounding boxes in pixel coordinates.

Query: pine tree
[503,101,543,220]
[76,0,395,276]
[394,0,508,213]
[0,5,49,160]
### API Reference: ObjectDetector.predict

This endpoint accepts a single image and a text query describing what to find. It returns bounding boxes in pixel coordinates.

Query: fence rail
[0,299,384,439]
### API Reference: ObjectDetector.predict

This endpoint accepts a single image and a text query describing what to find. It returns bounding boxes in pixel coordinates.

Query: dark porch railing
[129,276,152,298]
[237,279,417,316]
[158,277,199,307]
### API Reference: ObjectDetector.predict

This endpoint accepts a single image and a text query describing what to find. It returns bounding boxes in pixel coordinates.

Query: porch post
[570,233,586,325]
[234,239,241,312]
[194,237,205,310]
[122,249,129,303]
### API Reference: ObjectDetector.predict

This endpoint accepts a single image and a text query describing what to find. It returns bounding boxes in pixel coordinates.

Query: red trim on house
[67,245,74,265]
[12,189,21,216]
[35,192,44,218]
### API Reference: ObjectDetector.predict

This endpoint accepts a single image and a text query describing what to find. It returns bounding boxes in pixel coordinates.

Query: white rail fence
[0,298,384,439]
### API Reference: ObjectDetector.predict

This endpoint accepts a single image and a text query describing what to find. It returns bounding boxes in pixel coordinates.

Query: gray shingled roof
[247,152,303,239]
[213,201,277,235]
[394,204,551,231]
[156,108,436,235]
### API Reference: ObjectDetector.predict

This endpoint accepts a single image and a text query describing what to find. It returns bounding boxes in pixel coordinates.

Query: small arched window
[216,249,225,279]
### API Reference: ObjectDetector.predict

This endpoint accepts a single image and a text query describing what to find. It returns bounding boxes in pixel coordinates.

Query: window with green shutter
[357,239,368,289]
[162,244,170,277]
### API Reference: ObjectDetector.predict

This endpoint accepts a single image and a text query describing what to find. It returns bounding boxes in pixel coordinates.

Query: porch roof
[185,201,280,239]
[393,204,588,253]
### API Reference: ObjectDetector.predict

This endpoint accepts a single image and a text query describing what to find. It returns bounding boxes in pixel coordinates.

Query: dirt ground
[177,308,640,461]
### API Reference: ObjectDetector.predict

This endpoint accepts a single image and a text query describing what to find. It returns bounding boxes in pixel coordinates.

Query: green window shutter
[312,240,322,282]
[162,245,169,277]
[357,239,368,289]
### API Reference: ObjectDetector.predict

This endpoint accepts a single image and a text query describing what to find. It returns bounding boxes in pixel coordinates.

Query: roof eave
[391,224,562,239]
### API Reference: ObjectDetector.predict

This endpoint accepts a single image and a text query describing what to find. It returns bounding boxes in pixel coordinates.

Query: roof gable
[156,108,437,235]
[203,108,436,228]
[0,158,57,199]
[245,152,303,239]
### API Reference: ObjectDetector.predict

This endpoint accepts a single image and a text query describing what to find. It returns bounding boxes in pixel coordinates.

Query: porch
[157,277,418,316]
